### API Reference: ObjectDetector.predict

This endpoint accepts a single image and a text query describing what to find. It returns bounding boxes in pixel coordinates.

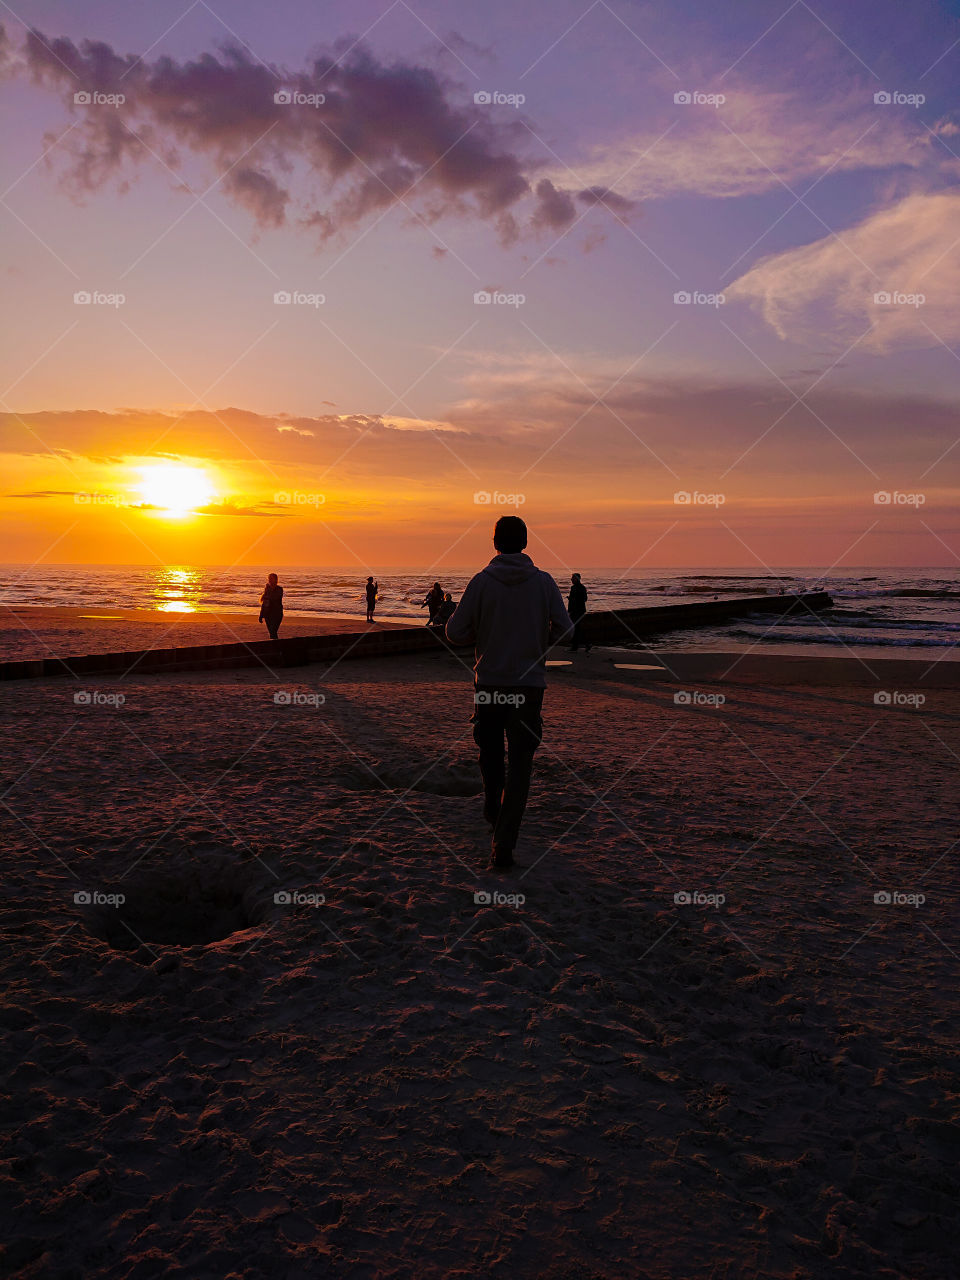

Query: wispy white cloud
[727,189,960,349]
[548,86,944,201]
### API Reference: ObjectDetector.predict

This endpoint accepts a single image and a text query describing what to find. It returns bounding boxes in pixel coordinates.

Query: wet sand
[0,604,417,664]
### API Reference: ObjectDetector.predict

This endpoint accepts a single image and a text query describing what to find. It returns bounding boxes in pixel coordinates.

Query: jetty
[0,591,834,681]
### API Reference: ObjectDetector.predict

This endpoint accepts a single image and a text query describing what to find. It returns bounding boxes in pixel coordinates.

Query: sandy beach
[2,639,958,1278]
[0,605,416,665]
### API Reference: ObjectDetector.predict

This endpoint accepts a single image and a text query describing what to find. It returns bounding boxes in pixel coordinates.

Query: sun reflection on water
[150,566,202,613]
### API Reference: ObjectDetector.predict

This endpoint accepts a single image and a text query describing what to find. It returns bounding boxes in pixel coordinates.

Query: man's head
[571,572,581,583]
[267,572,278,585]
[366,575,373,583]
[493,515,527,553]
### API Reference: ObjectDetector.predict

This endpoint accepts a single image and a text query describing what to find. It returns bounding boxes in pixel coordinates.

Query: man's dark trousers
[472,684,544,853]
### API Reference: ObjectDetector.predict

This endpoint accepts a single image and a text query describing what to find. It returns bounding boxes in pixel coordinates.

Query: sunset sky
[3,0,960,569]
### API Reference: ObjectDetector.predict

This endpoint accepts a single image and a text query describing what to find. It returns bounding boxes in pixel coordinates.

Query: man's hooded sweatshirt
[445,552,571,688]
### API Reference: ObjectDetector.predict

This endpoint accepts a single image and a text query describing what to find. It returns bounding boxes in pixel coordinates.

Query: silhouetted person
[259,573,283,639]
[433,591,455,629]
[568,572,590,652]
[421,581,444,624]
[365,576,379,623]
[446,515,571,869]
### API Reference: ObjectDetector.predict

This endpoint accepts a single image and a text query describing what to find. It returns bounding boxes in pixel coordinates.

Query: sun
[137,464,215,517]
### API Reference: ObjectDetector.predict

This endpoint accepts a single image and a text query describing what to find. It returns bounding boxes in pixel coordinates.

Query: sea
[1,564,959,658]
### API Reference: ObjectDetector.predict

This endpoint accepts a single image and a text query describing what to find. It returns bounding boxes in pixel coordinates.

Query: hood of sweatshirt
[481,552,540,587]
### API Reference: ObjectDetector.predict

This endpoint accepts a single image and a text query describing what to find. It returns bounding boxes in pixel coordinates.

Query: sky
[3,0,960,570]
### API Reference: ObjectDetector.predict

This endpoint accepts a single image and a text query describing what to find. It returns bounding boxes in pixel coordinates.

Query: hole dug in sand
[81,855,272,950]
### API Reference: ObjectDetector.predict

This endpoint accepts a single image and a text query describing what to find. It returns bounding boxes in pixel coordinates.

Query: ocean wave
[834,587,960,599]
[726,627,960,648]
[679,574,793,581]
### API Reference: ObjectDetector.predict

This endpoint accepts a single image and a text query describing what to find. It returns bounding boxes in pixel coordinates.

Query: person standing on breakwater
[421,581,444,625]
[258,573,284,640]
[446,515,571,870]
[365,575,379,623]
[567,572,590,653]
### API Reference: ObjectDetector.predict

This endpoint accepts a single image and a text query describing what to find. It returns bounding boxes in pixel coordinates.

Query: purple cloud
[16,31,612,241]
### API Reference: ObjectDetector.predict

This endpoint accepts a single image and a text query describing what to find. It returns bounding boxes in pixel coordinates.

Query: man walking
[446,516,571,869]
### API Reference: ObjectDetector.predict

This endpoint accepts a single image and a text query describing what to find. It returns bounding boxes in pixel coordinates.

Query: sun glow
[137,464,215,517]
